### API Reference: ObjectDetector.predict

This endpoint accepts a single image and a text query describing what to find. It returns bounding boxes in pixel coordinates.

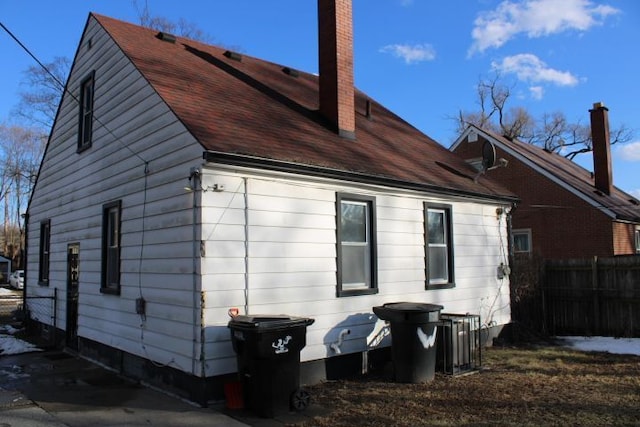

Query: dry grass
[296,344,640,426]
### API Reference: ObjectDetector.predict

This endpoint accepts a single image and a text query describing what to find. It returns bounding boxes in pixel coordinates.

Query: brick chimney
[318,0,356,139]
[590,102,613,195]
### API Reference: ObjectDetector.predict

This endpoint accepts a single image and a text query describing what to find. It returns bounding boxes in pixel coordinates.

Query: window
[101,201,121,294]
[635,228,640,254]
[336,193,377,297]
[78,71,95,151]
[38,220,51,285]
[513,229,532,255]
[425,203,454,289]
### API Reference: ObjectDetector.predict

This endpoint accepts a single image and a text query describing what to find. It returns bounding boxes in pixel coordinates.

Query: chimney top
[318,0,356,139]
[591,101,608,111]
[590,101,613,195]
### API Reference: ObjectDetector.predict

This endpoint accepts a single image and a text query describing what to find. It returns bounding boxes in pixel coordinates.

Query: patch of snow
[0,325,21,335]
[559,336,640,356]
[0,288,15,295]
[0,334,41,355]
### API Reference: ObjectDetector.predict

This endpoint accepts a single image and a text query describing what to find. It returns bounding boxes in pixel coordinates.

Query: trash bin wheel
[290,388,311,412]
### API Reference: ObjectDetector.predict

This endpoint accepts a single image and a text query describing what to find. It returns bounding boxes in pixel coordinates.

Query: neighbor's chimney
[318,0,356,139]
[590,102,613,195]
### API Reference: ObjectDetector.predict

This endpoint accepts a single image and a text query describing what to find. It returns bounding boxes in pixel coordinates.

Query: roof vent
[224,50,242,61]
[630,199,639,206]
[365,99,372,120]
[156,32,176,43]
[282,67,299,77]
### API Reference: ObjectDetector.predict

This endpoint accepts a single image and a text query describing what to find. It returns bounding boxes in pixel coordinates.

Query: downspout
[189,169,200,376]
[243,177,249,315]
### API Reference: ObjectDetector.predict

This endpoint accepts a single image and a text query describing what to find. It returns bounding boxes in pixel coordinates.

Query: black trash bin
[373,302,444,383]
[228,314,315,418]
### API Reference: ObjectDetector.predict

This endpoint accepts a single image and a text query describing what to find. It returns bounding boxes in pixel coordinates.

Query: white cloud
[492,54,580,86]
[380,43,436,64]
[469,0,620,55]
[529,85,544,100]
[617,141,640,162]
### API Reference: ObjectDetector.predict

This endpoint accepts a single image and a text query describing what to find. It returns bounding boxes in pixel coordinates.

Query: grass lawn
[297,344,640,426]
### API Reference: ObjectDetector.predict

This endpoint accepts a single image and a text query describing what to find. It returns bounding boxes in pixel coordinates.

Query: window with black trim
[38,219,51,285]
[635,228,640,254]
[78,71,95,151]
[336,193,377,297]
[101,200,121,294]
[425,203,454,289]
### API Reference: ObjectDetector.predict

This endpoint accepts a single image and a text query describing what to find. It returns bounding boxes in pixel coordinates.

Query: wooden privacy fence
[542,256,640,337]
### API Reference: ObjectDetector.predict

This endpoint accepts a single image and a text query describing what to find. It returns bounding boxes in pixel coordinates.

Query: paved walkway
[0,349,251,426]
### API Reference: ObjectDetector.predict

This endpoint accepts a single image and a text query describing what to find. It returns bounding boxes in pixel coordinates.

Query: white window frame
[513,229,532,255]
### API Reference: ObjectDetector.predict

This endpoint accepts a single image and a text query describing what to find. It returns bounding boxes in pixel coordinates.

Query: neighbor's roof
[92,14,516,202]
[460,124,640,223]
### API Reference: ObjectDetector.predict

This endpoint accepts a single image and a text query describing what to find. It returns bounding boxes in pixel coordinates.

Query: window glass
[341,202,367,242]
[427,210,445,244]
[101,201,121,294]
[337,195,377,296]
[39,220,51,284]
[425,204,454,288]
[635,229,640,254]
[513,229,532,254]
[78,71,94,151]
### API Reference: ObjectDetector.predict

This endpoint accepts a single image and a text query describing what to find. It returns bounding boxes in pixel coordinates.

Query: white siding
[26,17,205,375]
[199,167,511,375]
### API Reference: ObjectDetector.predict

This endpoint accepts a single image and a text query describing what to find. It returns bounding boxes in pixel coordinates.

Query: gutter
[202,151,518,204]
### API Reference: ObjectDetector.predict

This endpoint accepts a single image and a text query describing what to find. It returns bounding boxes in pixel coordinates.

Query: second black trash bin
[228,314,314,418]
[373,302,444,383]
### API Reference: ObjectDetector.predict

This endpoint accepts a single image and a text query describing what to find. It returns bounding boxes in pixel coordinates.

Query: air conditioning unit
[436,313,481,375]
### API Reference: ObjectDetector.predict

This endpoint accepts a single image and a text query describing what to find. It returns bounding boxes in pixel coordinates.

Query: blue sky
[1,0,639,196]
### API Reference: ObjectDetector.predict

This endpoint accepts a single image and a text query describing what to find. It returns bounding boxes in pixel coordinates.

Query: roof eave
[203,150,518,204]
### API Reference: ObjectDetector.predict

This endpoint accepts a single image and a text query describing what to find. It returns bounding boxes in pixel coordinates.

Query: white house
[26,1,516,404]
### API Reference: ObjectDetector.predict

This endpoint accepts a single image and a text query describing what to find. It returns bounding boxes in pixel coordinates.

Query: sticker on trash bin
[272,335,292,354]
[416,326,437,349]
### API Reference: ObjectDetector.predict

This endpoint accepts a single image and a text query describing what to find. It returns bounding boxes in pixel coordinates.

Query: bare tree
[0,124,45,265]
[132,0,214,42]
[456,74,634,159]
[14,56,70,132]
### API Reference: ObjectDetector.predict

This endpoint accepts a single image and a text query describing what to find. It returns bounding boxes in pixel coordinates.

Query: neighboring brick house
[451,103,640,260]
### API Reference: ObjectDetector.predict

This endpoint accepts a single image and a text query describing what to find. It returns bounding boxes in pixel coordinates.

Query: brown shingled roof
[469,125,640,223]
[92,13,516,201]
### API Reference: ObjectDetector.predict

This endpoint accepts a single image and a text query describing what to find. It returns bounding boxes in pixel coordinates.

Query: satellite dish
[482,141,496,170]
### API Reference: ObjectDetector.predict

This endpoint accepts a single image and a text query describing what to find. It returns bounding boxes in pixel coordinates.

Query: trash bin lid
[373,302,444,323]
[228,314,314,331]
[380,302,444,313]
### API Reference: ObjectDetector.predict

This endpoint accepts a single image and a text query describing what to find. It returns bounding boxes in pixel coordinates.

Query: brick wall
[453,136,617,258]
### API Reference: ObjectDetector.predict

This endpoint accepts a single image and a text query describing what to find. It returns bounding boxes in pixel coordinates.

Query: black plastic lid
[228,314,314,331]
[379,302,444,313]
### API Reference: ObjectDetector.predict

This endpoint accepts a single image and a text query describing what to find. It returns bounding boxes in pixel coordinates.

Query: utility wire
[0,21,149,166]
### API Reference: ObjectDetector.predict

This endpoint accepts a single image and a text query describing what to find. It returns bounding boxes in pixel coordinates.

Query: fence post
[591,256,600,336]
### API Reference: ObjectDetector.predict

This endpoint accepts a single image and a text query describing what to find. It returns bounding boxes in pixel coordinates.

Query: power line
[0,20,149,167]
